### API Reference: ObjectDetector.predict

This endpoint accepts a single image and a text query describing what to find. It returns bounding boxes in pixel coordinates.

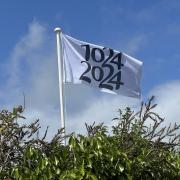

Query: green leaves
[0,97,180,179]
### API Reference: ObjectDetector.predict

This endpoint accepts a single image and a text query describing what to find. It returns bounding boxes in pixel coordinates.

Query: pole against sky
[0,0,180,138]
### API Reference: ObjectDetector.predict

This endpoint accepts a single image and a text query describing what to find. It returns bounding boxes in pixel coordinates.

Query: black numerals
[107,71,124,90]
[81,45,90,61]
[99,48,114,90]
[79,61,91,83]
[92,66,104,81]
[110,53,124,69]
[91,48,105,62]
[80,45,124,91]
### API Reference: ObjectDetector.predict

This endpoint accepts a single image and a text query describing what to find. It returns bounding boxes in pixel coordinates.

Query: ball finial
[54,27,62,33]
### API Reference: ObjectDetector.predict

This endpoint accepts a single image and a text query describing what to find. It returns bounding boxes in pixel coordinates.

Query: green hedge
[0,97,179,179]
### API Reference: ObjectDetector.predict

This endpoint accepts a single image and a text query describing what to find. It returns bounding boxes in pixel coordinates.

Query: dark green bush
[0,97,179,179]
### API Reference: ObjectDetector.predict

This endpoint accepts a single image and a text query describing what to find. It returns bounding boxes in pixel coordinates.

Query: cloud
[67,80,180,135]
[66,93,140,135]
[0,21,61,138]
[8,21,47,87]
[124,34,147,55]
[66,80,180,135]
[149,81,180,124]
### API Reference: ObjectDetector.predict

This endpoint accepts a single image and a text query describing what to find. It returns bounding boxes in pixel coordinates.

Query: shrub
[0,97,179,179]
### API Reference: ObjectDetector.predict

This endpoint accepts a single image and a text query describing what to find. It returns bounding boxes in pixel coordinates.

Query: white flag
[61,34,143,98]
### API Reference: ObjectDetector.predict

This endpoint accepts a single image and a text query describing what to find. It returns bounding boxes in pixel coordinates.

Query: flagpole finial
[54,27,62,33]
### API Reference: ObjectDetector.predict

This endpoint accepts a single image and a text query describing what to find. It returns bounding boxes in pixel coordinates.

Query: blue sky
[0,0,180,137]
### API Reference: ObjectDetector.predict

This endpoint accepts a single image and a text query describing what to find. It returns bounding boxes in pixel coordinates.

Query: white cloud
[66,92,140,135]
[66,80,180,136]
[8,21,47,87]
[125,34,147,55]
[149,81,180,125]
[0,21,61,138]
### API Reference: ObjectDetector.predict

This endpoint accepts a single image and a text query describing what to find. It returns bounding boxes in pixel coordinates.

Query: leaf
[56,168,61,175]
[54,156,59,166]
[79,161,85,176]
[118,164,124,172]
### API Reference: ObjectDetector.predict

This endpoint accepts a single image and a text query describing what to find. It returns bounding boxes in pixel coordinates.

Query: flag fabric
[61,34,143,98]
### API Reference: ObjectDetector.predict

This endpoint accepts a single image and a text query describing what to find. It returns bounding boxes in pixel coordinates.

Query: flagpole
[54,27,66,145]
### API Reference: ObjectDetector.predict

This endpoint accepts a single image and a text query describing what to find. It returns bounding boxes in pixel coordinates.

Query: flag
[61,34,143,98]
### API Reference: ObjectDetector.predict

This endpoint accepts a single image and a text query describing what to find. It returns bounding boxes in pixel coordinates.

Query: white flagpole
[54,27,66,145]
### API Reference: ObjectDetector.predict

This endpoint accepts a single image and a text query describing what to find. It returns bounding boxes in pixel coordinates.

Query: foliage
[0,97,179,179]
